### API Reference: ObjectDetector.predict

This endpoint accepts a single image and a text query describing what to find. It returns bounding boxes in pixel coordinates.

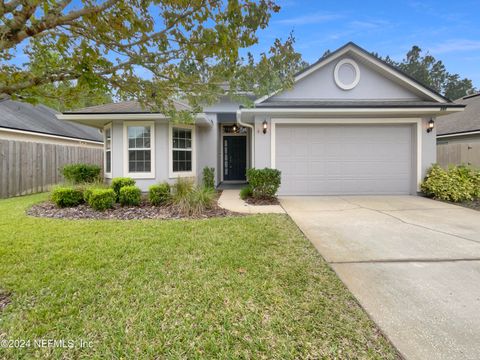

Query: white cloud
[274,12,342,26]
[430,39,480,54]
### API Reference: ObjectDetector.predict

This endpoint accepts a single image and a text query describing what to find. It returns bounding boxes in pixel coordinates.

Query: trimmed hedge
[111,177,136,201]
[51,186,84,207]
[421,164,480,202]
[246,168,281,199]
[202,167,215,189]
[149,183,171,206]
[62,163,101,184]
[87,188,116,211]
[119,185,142,206]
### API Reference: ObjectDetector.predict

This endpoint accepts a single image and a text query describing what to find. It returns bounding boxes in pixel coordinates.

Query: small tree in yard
[1,0,304,116]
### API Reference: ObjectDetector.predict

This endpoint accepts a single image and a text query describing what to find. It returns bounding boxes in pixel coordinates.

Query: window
[104,124,112,176]
[124,122,155,178]
[170,125,195,177]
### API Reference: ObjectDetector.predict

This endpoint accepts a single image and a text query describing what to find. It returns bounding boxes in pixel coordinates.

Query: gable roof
[436,93,480,136]
[65,99,191,114]
[0,97,102,142]
[255,42,451,105]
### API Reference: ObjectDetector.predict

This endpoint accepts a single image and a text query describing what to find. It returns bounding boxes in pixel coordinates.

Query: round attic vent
[334,58,360,90]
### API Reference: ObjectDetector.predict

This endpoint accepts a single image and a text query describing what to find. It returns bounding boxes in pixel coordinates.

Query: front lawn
[0,194,397,359]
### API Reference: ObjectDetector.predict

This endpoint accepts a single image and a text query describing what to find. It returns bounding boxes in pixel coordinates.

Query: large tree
[382,46,477,100]
[0,0,301,114]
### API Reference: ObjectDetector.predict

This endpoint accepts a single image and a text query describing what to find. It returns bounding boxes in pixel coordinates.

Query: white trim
[123,121,155,179]
[57,113,210,122]
[270,117,423,193]
[236,109,255,168]
[437,130,480,138]
[334,58,360,90]
[240,107,463,115]
[169,123,196,178]
[220,124,249,182]
[59,113,167,121]
[255,44,447,104]
[0,126,103,145]
[103,123,112,179]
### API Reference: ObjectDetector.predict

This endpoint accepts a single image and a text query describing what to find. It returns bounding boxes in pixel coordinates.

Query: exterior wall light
[232,124,237,133]
[427,119,435,133]
[262,120,268,134]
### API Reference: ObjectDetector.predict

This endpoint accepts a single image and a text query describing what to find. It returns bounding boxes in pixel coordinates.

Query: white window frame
[169,123,196,178]
[123,121,155,179]
[104,123,112,178]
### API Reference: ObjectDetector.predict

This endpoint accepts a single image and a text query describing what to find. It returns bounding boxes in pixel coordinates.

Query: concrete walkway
[281,195,480,360]
[218,189,285,214]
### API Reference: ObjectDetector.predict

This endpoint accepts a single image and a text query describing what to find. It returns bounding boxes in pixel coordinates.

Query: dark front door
[223,136,247,181]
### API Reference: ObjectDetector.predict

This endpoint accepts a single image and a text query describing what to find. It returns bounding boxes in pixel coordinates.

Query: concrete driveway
[280,196,480,360]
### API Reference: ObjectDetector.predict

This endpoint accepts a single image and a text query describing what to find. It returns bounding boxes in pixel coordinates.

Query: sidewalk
[218,189,285,214]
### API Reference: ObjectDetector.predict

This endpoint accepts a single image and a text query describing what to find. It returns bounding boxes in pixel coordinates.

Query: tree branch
[0,0,119,51]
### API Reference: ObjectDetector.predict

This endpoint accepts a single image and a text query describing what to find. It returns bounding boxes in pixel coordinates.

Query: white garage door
[275,124,414,195]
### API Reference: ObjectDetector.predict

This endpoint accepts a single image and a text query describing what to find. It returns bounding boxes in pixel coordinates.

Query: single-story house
[435,93,480,167]
[58,42,465,195]
[0,96,103,148]
[436,93,480,143]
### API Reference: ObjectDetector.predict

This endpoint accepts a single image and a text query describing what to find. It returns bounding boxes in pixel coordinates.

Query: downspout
[236,108,255,168]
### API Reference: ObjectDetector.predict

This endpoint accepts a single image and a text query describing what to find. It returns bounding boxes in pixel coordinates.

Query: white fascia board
[56,113,167,121]
[0,126,103,144]
[240,107,464,116]
[437,130,480,138]
[56,113,212,127]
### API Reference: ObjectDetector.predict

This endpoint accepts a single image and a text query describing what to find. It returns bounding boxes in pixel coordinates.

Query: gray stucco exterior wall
[196,114,219,185]
[272,54,421,101]
[109,119,219,191]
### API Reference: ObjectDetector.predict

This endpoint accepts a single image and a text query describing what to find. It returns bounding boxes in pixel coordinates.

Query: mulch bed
[27,200,241,220]
[0,290,11,312]
[455,199,480,212]
[245,197,280,206]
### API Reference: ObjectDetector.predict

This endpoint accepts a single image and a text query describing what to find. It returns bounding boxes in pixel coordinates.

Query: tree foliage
[381,46,477,100]
[0,0,302,114]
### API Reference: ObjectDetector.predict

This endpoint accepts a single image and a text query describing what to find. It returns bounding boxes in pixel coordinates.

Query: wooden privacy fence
[0,139,103,198]
[437,142,480,168]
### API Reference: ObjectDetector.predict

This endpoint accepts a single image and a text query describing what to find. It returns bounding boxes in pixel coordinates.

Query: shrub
[240,185,253,200]
[111,177,136,201]
[421,164,479,202]
[246,168,281,199]
[82,182,109,203]
[119,185,142,206]
[87,188,116,211]
[171,178,215,216]
[62,163,101,184]
[171,177,194,202]
[185,186,215,216]
[202,167,215,189]
[51,186,84,207]
[173,186,215,216]
[149,183,171,206]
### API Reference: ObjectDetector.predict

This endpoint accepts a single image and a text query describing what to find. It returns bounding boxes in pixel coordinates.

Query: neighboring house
[0,96,103,147]
[58,42,464,195]
[436,93,480,167]
[0,97,104,198]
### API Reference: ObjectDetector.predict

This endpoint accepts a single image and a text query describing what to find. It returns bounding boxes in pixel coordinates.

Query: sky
[247,0,480,87]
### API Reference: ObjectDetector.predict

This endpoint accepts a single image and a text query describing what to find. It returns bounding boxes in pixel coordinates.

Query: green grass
[0,194,397,359]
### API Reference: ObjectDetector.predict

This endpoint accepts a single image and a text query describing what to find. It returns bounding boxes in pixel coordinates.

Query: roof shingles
[66,100,191,114]
[436,94,480,136]
[0,98,102,142]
